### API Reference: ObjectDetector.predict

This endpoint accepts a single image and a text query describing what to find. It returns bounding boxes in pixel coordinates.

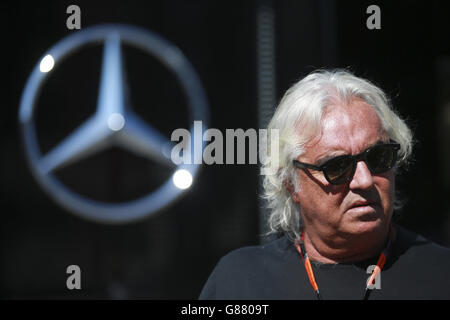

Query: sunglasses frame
[293,142,401,185]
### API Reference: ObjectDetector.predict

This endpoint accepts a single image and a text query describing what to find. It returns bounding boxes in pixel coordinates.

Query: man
[199,70,450,299]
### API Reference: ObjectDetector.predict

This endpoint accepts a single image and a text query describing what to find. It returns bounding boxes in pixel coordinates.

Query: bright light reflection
[39,54,55,73]
[173,169,193,190]
[107,113,125,131]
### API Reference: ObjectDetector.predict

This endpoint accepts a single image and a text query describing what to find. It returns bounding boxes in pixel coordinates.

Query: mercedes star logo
[18,24,209,224]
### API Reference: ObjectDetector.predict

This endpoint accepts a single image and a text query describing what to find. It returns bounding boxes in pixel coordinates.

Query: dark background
[2,0,450,299]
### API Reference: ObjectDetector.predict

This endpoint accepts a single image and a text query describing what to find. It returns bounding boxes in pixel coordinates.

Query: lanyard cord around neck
[294,224,395,300]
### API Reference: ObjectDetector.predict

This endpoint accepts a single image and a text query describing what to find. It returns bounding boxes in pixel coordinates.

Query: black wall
[2,0,450,299]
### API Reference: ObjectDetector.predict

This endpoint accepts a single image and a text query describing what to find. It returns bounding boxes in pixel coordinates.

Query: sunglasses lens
[324,156,354,184]
[366,144,397,173]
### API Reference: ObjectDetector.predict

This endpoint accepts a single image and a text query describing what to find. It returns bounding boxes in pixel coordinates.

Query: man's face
[292,98,395,239]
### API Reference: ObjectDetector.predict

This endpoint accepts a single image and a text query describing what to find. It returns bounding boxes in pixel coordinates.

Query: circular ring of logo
[19,24,209,224]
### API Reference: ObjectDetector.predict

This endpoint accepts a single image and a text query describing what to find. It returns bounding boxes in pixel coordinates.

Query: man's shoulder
[214,235,297,273]
[222,235,293,259]
[395,224,450,263]
[199,235,302,299]
[388,224,450,297]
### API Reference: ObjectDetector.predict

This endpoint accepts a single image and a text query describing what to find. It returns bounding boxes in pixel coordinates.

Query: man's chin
[344,217,386,235]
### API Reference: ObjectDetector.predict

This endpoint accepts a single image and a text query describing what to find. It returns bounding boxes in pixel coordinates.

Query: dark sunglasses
[293,142,401,185]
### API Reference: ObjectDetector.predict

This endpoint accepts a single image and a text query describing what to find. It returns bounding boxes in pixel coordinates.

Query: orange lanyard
[294,225,394,300]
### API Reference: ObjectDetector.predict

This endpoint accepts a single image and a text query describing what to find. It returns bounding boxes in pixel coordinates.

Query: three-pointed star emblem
[19,24,209,223]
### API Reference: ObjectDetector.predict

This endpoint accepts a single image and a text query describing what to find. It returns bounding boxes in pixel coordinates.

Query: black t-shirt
[199,225,450,299]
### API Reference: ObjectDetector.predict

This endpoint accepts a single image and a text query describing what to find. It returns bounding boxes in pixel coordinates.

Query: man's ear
[283,179,300,203]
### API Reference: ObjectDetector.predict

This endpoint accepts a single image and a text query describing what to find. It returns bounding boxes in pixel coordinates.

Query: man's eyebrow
[313,140,387,166]
[314,151,346,166]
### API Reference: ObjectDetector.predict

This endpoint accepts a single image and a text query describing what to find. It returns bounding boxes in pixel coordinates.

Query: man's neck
[302,226,392,264]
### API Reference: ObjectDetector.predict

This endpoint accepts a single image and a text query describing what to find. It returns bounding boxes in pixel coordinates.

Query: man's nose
[349,160,374,190]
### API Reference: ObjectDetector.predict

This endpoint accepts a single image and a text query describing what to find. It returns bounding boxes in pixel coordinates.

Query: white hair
[261,69,413,242]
